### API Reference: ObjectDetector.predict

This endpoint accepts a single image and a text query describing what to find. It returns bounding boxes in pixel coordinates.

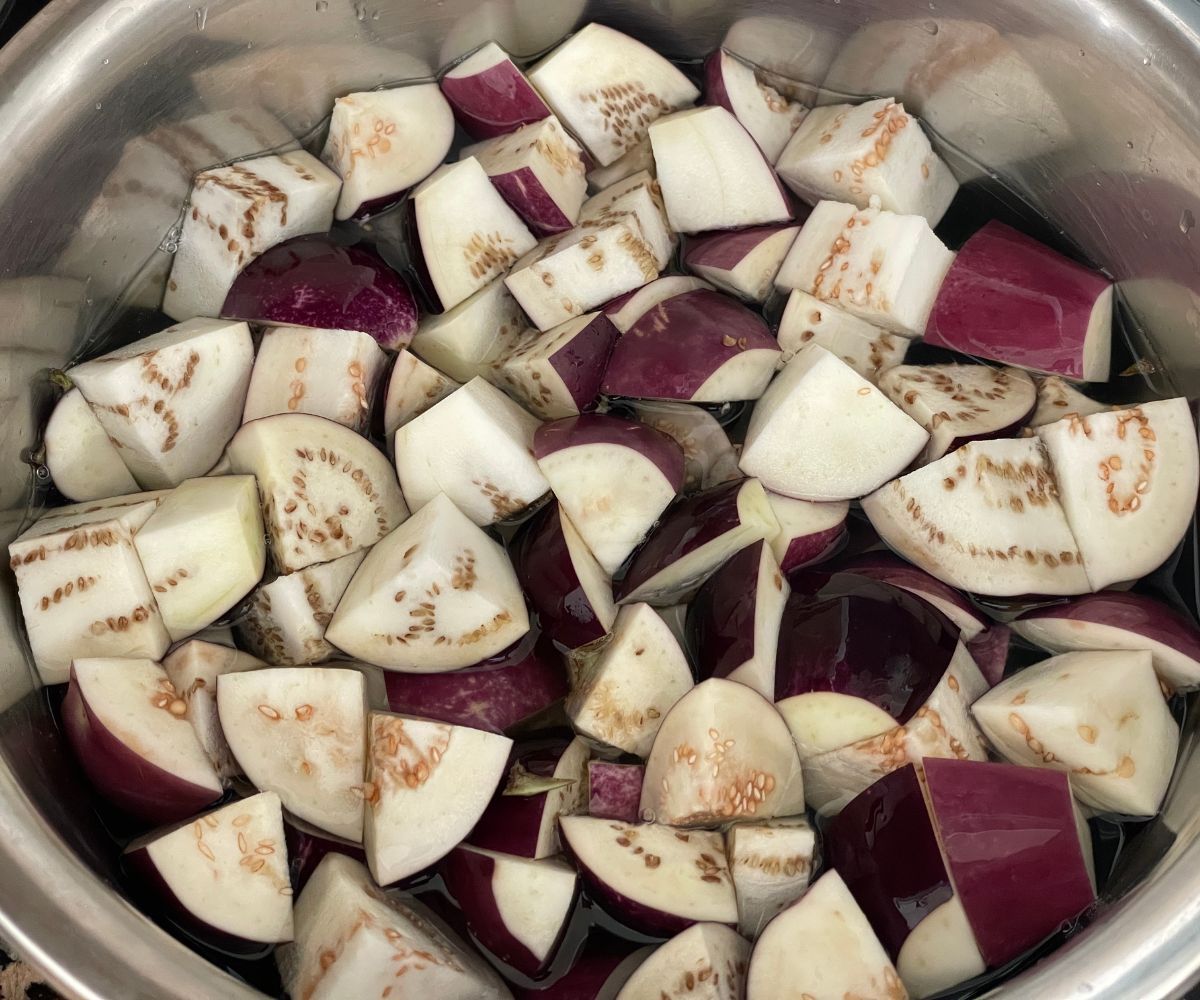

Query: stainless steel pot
[1,0,1199,997]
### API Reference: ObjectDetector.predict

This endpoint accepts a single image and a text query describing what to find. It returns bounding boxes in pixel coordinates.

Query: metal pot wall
[0,0,1198,997]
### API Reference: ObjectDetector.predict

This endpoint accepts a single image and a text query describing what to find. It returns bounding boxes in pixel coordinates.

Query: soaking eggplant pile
[14,20,1200,1000]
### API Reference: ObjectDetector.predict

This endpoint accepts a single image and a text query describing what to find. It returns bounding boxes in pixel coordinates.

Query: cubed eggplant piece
[775,199,954,337]
[393,377,549,527]
[925,221,1113,382]
[973,649,1178,816]
[777,98,957,225]
[64,657,223,824]
[325,493,530,671]
[683,224,800,303]
[1037,399,1199,591]
[640,678,805,827]
[495,312,618,419]
[777,290,909,383]
[559,816,737,935]
[67,318,254,489]
[739,345,928,501]
[703,48,808,162]
[861,437,1091,597]
[527,24,698,167]
[227,412,408,573]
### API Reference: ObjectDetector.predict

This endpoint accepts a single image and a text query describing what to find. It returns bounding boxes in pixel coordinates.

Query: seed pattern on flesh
[567,679,661,748]
[662,728,779,823]
[186,808,290,892]
[367,716,451,804]
[1006,711,1137,777]
[1066,408,1158,516]
[580,81,673,155]
[464,231,520,282]
[328,105,399,181]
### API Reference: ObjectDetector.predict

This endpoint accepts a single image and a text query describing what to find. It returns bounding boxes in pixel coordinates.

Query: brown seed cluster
[370,715,450,796]
[581,81,672,154]
[150,676,188,717]
[331,115,398,181]
[151,566,190,594]
[36,574,96,611]
[88,605,153,635]
[733,849,811,878]
[464,230,520,281]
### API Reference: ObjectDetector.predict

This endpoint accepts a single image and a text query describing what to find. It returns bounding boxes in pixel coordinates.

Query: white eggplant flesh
[217,666,367,841]
[973,649,1179,816]
[464,117,588,236]
[494,312,617,420]
[125,791,293,947]
[704,48,808,162]
[1030,376,1110,428]
[162,639,264,778]
[559,816,738,933]
[861,436,1091,597]
[64,656,223,823]
[579,170,676,271]
[381,350,460,439]
[411,158,537,312]
[243,327,387,433]
[409,278,529,383]
[44,388,140,502]
[726,818,816,939]
[649,106,792,234]
[237,549,366,666]
[777,98,958,225]
[640,678,805,826]
[879,363,1037,465]
[739,344,929,501]
[363,711,512,884]
[587,139,656,190]
[324,493,530,671]
[1037,399,1199,590]
[775,199,955,337]
[777,290,909,383]
[745,871,904,1000]
[279,853,511,1000]
[321,84,455,220]
[605,275,712,333]
[683,224,800,304]
[527,24,699,167]
[534,414,685,576]
[9,496,170,684]
[67,318,254,489]
[797,642,989,816]
[616,923,751,1000]
[505,217,661,332]
[393,377,549,526]
[163,151,341,322]
[133,475,265,641]
[566,602,694,757]
[226,412,408,573]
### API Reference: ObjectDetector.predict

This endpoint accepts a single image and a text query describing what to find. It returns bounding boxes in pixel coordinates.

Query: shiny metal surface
[0,0,1199,997]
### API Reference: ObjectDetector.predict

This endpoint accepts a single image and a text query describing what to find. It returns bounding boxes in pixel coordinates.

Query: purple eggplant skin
[688,540,770,683]
[616,479,748,602]
[284,816,367,891]
[966,623,1011,687]
[384,628,567,734]
[587,761,644,823]
[62,673,221,826]
[775,572,957,721]
[925,221,1111,380]
[837,551,987,637]
[533,413,686,491]
[548,315,620,413]
[513,504,608,650]
[122,846,275,959]
[702,49,736,116]
[442,846,577,976]
[600,290,780,401]
[512,933,640,999]
[923,758,1096,969]
[826,764,952,959]
[221,235,419,350]
[440,60,550,141]
[683,223,793,271]
[1015,591,1200,681]
[780,523,847,576]
[468,740,578,858]
[490,167,575,237]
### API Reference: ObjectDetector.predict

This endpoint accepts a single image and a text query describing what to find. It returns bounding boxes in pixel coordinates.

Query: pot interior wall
[0,0,1198,997]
